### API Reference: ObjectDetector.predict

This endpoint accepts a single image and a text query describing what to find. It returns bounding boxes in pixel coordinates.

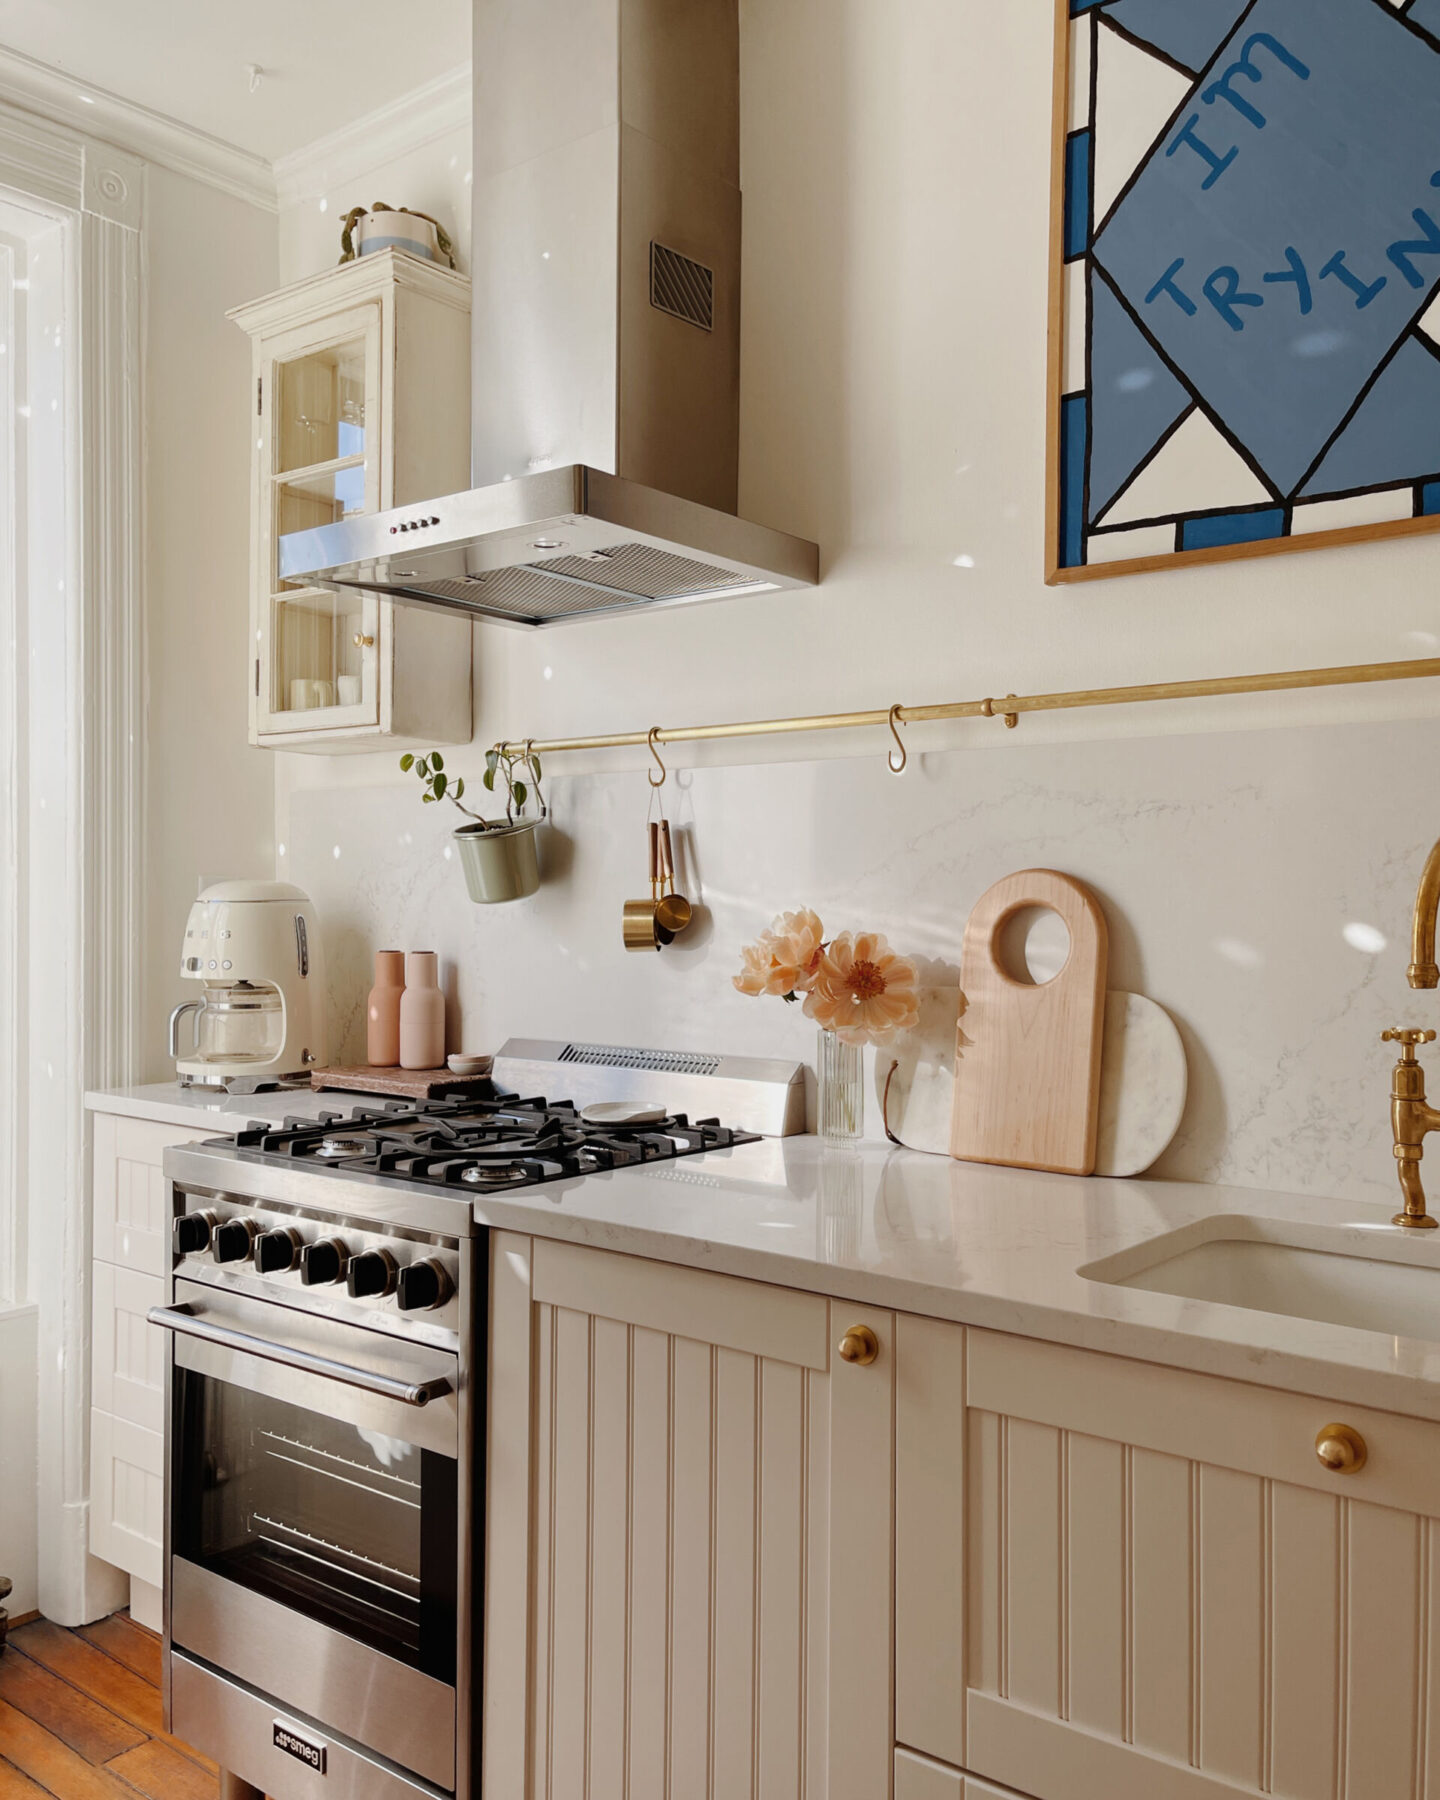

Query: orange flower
[804,931,919,1046]
[732,909,826,998]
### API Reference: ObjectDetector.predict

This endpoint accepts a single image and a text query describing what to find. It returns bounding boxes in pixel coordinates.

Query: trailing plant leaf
[433,771,447,799]
[399,753,415,772]
[430,752,444,771]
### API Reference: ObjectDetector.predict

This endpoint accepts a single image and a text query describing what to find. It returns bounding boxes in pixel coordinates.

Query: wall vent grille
[559,1042,723,1077]
[650,242,714,331]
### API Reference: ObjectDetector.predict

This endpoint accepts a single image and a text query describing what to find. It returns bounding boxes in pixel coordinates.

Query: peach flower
[804,931,920,1046]
[732,909,826,998]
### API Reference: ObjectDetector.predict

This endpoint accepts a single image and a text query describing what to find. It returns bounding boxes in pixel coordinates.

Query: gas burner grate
[232,1093,758,1193]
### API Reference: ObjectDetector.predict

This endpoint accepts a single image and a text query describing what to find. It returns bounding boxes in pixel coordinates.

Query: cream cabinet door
[484,1235,895,1800]
[897,1319,1440,1800]
[92,1114,213,1274]
[91,1263,165,1432]
[895,1750,1016,1800]
[89,1408,163,1589]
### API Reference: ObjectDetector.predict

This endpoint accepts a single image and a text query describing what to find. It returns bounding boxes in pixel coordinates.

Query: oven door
[155,1279,462,1789]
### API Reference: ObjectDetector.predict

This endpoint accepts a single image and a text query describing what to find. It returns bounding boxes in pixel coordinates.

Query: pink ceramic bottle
[366,950,405,1066]
[399,951,445,1070]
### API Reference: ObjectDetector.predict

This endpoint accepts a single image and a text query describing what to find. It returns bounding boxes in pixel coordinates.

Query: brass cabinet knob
[837,1324,879,1366]
[1315,1423,1368,1474]
[353,633,374,649]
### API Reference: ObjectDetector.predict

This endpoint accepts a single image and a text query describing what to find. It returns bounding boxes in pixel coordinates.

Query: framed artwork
[1046,0,1440,581]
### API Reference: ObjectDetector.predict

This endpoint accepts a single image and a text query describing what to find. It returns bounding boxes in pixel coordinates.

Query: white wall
[142,168,278,1079]
[0,1304,37,1618]
[273,1,1440,1210]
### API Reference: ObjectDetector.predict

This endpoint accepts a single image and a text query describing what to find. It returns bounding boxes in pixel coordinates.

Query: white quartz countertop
[85,1082,361,1132]
[89,1084,1440,1420]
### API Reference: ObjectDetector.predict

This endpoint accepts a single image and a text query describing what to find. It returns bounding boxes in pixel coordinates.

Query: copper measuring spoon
[622,823,674,951]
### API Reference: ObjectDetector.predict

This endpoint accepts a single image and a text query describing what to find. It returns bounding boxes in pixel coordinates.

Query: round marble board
[876,987,1187,1179]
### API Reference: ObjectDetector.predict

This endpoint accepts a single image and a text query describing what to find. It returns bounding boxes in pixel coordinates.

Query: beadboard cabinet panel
[894,1751,1019,1800]
[92,1115,211,1274]
[955,1328,1440,1800]
[484,1233,894,1800]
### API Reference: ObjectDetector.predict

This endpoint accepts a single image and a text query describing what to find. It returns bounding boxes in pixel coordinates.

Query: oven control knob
[212,1218,259,1264]
[396,1258,453,1313]
[346,1249,398,1299]
[254,1227,303,1275]
[173,1210,218,1256]
[300,1237,350,1286]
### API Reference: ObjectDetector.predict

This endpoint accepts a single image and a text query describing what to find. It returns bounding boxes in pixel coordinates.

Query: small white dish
[581,1101,669,1126]
[447,1053,493,1075]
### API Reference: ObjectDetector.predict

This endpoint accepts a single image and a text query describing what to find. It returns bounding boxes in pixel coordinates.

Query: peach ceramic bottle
[366,950,405,1066]
[399,951,445,1070]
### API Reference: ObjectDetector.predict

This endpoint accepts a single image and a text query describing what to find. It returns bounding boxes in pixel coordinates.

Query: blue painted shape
[1060,395,1089,567]
[1065,133,1092,260]
[1181,507,1286,550]
[1410,0,1440,46]
[1422,478,1440,515]
[1087,275,1191,522]
[1094,0,1440,498]
[1071,0,1107,12]
[1301,338,1440,497]
[1102,0,1252,75]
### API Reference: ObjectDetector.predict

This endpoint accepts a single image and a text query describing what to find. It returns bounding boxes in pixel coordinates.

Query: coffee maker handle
[169,999,202,1060]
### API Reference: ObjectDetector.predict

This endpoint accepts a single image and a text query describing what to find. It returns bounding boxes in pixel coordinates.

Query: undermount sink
[1080,1215,1440,1341]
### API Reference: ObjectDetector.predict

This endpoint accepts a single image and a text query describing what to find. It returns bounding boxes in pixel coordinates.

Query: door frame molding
[0,98,143,1622]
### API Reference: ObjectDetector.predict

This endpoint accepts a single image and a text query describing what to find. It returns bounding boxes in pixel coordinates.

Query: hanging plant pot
[454,819,541,905]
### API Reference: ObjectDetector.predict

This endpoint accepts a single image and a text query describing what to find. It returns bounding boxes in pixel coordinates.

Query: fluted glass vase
[816,1029,863,1141]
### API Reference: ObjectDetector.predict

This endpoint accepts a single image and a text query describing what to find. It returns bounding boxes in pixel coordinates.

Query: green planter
[454,819,542,904]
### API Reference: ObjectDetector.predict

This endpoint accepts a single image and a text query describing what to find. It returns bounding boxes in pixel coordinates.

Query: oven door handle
[147,1303,452,1408]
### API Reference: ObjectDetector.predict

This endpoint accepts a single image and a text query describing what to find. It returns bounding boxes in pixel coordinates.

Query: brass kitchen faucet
[1384,837,1440,1229]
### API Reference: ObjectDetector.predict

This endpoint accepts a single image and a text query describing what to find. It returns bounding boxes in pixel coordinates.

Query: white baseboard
[129,1575,162,1634]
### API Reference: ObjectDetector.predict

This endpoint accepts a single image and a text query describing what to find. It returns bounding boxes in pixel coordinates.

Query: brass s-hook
[647,726,668,788]
[887,705,908,774]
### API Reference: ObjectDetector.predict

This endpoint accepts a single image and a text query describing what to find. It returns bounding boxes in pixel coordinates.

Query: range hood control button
[346,1249,398,1299]
[300,1238,350,1287]
[396,1259,453,1313]
[173,1210,218,1256]
[254,1227,303,1275]
[213,1218,259,1264]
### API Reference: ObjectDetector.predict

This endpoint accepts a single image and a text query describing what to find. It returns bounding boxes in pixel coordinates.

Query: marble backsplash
[282,713,1440,1208]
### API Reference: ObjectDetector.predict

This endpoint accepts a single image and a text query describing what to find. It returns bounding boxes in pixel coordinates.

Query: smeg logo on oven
[273,1721,327,1773]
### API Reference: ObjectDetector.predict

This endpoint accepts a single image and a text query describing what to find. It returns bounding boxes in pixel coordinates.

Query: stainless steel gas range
[151,1040,802,1800]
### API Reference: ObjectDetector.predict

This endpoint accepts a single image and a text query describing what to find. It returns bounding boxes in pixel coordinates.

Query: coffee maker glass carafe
[193,983,284,1065]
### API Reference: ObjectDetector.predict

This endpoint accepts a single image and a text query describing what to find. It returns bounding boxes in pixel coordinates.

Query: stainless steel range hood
[278,0,820,629]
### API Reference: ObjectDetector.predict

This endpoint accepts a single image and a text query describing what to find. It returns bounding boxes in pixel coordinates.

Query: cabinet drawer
[897,1321,1440,1800]
[92,1113,214,1273]
[89,1409,162,1588]
[896,1748,1020,1799]
[92,1263,164,1431]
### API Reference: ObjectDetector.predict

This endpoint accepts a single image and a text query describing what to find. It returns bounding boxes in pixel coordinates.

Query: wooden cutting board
[310,1062,493,1101]
[950,869,1109,1175]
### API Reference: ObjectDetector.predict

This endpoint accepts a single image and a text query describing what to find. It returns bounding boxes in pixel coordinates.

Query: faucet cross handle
[1384,1028,1438,1061]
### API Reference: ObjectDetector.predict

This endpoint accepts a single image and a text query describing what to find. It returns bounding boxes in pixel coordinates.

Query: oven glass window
[173,1373,457,1683]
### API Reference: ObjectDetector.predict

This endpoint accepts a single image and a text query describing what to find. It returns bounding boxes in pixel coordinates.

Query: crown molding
[273,63,470,207]
[0,45,276,212]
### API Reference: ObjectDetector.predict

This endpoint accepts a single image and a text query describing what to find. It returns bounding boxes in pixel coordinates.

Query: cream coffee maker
[169,880,327,1090]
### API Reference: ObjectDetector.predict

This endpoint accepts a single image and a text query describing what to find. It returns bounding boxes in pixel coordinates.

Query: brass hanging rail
[494,655,1440,759]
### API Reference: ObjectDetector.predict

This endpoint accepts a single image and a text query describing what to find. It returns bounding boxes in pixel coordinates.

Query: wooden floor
[0,1614,217,1800]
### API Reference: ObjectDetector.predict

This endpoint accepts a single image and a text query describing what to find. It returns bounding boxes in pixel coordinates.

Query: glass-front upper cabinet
[230,250,474,752]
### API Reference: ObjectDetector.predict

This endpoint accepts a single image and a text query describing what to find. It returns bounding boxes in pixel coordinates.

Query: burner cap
[460,1163,529,1187]
[314,1135,371,1160]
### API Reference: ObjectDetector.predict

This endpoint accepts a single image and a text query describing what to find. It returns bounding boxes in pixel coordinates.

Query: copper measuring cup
[654,820,692,936]
[622,823,674,952]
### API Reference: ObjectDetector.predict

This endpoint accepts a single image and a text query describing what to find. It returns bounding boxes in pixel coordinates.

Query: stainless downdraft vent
[650,242,714,331]
[491,1037,807,1135]
[559,1043,723,1077]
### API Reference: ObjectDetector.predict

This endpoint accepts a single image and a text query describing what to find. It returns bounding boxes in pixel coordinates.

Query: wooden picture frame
[1046,0,1440,583]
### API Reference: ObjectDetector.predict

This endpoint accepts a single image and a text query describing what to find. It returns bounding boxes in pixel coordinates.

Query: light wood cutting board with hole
[950,868,1108,1175]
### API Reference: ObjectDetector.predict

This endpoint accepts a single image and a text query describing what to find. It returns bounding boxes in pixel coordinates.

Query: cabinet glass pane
[275,339,367,473]
[270,590,367,716]
[276,460,367,540]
